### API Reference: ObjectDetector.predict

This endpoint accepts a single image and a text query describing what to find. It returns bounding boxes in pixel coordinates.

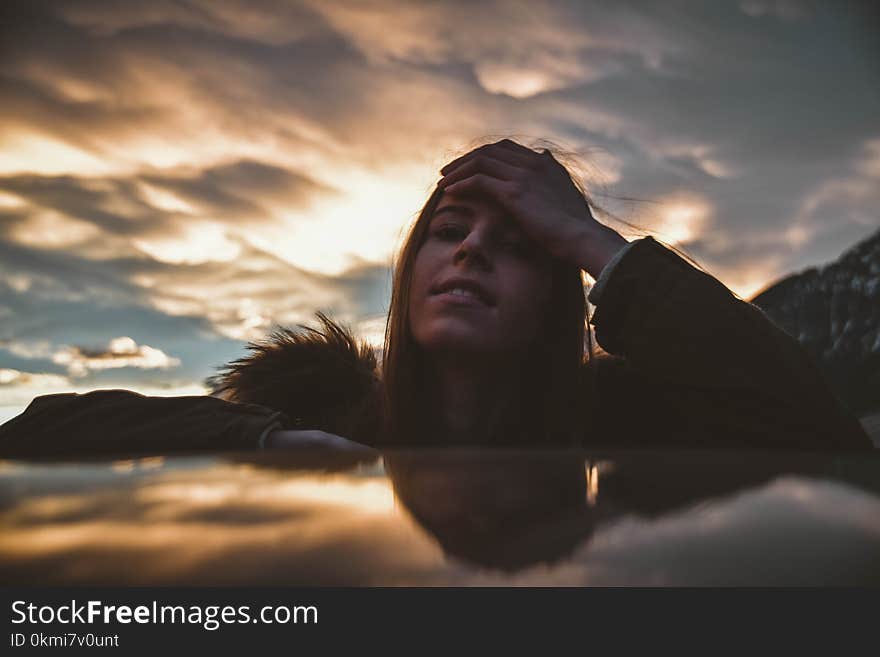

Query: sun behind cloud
[1,0,878,417]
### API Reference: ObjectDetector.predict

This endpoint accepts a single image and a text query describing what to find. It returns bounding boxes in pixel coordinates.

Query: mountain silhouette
[752,228,880,417]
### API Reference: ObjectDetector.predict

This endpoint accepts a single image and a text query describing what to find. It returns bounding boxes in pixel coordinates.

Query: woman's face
[408,191,553,356]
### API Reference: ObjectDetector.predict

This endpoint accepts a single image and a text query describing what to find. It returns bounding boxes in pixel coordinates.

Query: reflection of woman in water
[383,449,880,575]
[384,452,602,572]
[0,140,870,455]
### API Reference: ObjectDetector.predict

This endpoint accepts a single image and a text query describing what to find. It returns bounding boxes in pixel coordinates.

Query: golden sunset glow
[255,165,437,275]
[1,1,878,414]
[650,196,711,246]
[0,460,442,584]
[1,457,878,585]
[0,133,113,176]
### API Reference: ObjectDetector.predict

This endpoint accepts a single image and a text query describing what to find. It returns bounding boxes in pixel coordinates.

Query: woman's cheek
[505,271,551,328]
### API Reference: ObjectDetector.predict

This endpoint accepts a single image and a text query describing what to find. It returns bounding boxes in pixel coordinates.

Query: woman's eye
[499,237,533,256]
[434,225,466,241]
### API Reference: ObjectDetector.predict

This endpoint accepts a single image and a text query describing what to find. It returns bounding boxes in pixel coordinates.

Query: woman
[0,140,870,456]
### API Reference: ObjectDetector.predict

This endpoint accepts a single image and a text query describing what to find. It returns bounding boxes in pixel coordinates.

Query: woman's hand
[438,139,629,278]
[264,429,377,456]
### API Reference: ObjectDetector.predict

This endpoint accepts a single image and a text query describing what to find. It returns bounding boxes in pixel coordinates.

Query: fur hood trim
[206,313,382,444]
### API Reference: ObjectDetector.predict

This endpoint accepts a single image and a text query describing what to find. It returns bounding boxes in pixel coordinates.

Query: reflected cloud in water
[1,450,879,585]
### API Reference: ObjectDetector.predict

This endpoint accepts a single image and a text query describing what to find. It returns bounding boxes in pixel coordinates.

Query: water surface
[1,449,878,585]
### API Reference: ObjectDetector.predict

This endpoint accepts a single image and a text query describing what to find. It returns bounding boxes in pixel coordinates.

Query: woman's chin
[417,321,497,353]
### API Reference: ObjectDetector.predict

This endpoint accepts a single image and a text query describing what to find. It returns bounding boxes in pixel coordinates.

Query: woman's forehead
[433,194,513,225]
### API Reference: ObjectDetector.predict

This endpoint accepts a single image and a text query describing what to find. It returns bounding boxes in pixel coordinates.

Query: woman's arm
[0,389,286,459]
[0,316,382,459]
[583,236,871,448]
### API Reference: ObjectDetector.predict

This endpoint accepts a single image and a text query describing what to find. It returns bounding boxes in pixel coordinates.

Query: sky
[1,0,878,421]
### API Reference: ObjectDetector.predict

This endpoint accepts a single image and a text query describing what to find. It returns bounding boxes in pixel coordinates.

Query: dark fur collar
[206,313,382,444]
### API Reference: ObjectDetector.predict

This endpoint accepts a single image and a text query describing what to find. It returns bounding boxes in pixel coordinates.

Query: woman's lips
[429,278,496,306]
[431,290,492,308]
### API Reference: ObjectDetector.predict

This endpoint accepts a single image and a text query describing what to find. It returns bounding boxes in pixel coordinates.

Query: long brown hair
[382,145,593,445]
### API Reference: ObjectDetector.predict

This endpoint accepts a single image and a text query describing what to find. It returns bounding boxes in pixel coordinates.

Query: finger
[441,140,532,174]
[443,173,518,207]
[270,429,378,455]
[440,139,535,175]
[324,435,379,456]
[438,154,523,189]
[500,141,565,175]
[497,138,544,158]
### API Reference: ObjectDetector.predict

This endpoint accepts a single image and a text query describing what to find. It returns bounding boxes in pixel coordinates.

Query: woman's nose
[453,229,492,270]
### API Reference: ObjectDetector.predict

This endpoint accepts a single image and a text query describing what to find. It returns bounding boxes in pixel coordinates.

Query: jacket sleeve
[0,389,286,459]
[588,237,871,448]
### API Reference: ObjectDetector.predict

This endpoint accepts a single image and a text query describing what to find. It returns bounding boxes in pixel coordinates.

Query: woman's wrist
[258,421,283,449]
[569,222,630,279]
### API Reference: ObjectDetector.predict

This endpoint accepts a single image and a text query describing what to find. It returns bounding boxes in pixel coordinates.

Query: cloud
[0,368,74,420]
[140,160,336,221]
[790,138,880,239]
[0,368,70,389]
[54,0,328,46]
[1,462,878,585]
[51,337,181,377]
[0,159,333,243]
[0,0,877,405]
[739,0,811,21]
[308,0,679,97]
